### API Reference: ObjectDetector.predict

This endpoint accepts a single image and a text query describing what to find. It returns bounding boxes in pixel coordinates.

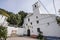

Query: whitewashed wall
[0,15,8,26]
[0,15,5,25]
[7,26,18,36]
[24,14,60,37]
[7,26,25,36]
[23,1,60,37]
[17,28,25,36]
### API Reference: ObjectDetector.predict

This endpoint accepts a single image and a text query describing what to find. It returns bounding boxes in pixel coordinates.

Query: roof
[26,13,33,18]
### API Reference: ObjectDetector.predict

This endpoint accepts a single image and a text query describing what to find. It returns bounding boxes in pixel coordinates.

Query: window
[36,16,38,18]
[37,28,40,32]
[28,18,30,21]
[35,5,36,7]
[47,23,49,25]
[36,20,39,24]
[37,28,42,33]
[30,22,32,25]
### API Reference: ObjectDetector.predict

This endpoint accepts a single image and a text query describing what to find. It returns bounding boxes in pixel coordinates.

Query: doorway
[27,29,30,36]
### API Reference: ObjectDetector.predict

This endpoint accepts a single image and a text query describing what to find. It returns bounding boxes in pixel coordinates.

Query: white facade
[0,14,8,26]
[17,28,25,36]
[23,1,60,37]
[7,26,25,37]
[0,1,60,38]
[7,26,18,36]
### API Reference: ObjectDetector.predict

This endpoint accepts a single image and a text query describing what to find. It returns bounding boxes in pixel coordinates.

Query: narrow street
[7,37,38,40]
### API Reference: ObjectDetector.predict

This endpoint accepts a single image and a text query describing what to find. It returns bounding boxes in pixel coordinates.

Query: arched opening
[27,29,30,36]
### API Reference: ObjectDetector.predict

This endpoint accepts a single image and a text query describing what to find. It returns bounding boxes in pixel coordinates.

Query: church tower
[32,1,48,14]
[32,1,41,14]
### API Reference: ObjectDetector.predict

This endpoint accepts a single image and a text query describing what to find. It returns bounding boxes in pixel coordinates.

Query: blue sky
[0,0,60,14]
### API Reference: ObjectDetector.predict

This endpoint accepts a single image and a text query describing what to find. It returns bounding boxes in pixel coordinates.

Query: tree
[7,11,27,27]
[7,13,17,25]
[18,11,27,18]
[0,26,7,40]
[56,16,60,24]
[0,8,28,27]
[15,14,22,27]
[18,11,27,26]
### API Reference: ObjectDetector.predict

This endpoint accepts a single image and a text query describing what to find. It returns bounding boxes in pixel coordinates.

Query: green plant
[7,11,27,27]
[38,33,43,40]
[0,26,7,40]
[56,16,60,24]
[37,31,43,40]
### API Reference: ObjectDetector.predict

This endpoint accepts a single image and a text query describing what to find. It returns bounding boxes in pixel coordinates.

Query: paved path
[7,37,38,40]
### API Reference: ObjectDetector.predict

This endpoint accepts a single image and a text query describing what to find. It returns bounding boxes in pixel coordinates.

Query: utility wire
[38,0,50,14]
[53,0,57,14]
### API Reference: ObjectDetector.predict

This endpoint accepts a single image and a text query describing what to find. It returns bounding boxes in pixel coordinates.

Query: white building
[23,1,60,39]
[0,14,8,26]
[0,1,60,39]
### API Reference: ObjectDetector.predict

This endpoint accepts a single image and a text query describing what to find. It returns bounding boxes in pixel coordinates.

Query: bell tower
[32,1,40,14]
[32,1,47,14]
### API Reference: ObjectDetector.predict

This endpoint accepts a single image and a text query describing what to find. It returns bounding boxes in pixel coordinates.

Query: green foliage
[7,12,17,25]
[15,14,23,26]
[0,8,27,27]
[18,11,27,26]
[38,33,43,40]
[7,11,27,27]
[0,26,7,40]
[56,16,60,24]
[37,31,43,40]
[18,11,27,18]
